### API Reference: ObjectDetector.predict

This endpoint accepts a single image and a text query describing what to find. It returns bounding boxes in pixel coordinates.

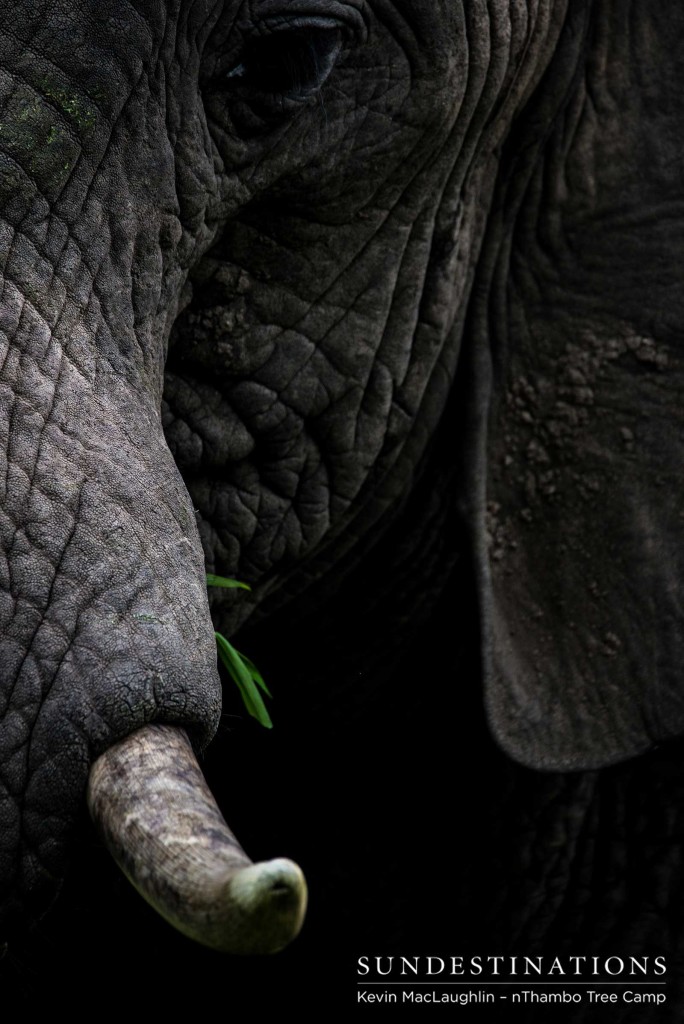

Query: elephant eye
[225,22,343,112]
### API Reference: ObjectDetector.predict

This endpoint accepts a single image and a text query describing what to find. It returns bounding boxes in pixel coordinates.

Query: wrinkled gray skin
[0,0,682,969]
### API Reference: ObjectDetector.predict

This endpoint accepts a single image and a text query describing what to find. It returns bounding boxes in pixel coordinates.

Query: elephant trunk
[87,723,307,954]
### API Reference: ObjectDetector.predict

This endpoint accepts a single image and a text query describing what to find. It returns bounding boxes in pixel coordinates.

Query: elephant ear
[481,319,684,772]
[476,2,684,771]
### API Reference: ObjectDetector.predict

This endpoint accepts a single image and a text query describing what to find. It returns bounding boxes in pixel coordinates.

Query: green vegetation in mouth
[206,575,273,729]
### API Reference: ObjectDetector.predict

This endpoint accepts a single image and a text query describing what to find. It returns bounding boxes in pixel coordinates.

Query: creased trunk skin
[0,1,227,931]
[0,329,224,927]
[88,724,307,954]
[0,94,222,929]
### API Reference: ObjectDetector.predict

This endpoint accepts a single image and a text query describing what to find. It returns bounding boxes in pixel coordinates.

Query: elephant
[1,0,683,1017]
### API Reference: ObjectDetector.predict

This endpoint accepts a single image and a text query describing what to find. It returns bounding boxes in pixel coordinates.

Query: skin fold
[0,1,682,1017]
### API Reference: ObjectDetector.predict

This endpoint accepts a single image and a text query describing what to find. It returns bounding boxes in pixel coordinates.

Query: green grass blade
[237,653,272,698]
[215,632,273,729]
[206,574,251,591]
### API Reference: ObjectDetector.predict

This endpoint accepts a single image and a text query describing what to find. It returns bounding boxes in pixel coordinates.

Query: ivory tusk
[87,723,307,954]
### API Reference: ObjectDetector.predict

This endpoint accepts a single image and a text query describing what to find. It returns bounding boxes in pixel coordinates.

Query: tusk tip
[223,857,308,955]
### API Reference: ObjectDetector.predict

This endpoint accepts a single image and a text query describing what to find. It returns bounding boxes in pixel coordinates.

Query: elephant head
[1,0,682,956]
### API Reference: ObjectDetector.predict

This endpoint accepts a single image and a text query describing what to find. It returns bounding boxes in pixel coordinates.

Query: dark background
[3,543,682,1020]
